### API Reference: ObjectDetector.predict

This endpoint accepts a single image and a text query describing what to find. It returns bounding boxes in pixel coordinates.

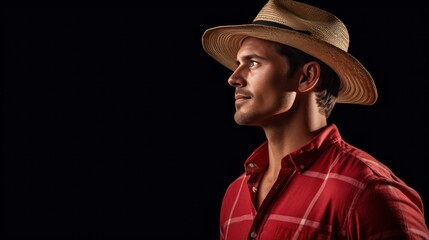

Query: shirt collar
[244,124,342,175]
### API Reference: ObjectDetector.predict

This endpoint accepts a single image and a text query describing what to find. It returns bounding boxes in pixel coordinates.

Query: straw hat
[201,0,378,105]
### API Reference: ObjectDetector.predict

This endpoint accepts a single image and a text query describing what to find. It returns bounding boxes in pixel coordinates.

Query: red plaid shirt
[220,124,429,239]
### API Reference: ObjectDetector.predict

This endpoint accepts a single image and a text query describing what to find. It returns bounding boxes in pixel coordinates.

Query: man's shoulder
[333,140,400,183]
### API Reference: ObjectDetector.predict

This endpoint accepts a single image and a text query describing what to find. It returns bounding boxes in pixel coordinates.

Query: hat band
[253,20,311,35]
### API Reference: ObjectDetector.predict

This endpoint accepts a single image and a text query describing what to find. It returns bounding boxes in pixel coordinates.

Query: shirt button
[248,163,255,168]
[250,231,257,238]
[300,164,305,169]
[252,187,258,193]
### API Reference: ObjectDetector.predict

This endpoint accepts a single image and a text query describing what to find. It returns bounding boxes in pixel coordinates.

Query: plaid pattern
[220,124,429,239]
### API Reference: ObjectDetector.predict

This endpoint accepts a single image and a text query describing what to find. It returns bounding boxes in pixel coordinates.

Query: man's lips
[235,94,249,100]
[235,94,251,103]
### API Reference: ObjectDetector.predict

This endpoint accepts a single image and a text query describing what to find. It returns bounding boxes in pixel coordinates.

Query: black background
[3,3,429,239]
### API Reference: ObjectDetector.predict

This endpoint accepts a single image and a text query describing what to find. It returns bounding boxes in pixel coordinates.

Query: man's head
[228,37,339,126]
[202,0,378,105]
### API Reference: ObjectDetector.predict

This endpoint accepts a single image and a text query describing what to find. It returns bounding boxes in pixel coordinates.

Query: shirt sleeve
[346,178,429,239]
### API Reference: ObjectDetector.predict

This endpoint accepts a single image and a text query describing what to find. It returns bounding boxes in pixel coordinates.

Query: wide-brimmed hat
[201,0,378,105]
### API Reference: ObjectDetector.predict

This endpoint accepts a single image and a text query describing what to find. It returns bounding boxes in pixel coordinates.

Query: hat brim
[202,24,378,105]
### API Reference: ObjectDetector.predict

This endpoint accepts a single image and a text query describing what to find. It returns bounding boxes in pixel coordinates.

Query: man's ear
[298,61,320,93]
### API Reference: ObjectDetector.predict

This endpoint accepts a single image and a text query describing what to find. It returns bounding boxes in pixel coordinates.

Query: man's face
[228,37,299,127]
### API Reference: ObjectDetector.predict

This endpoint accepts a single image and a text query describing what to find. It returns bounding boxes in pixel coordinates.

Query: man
[201,0,429,239]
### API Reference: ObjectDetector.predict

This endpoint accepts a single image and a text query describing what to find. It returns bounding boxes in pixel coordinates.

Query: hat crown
[254,0,350,52]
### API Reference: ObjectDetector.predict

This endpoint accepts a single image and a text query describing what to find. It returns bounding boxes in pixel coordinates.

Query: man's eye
[250,61,259,67]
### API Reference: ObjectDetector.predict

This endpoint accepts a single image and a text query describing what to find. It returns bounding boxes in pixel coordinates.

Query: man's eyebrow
[238,53,261,60]
[235,54,267,65]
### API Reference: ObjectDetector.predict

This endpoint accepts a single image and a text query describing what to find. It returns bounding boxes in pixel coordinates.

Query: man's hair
[275,43,341,118]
